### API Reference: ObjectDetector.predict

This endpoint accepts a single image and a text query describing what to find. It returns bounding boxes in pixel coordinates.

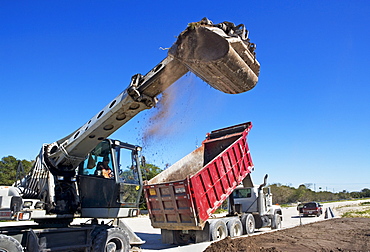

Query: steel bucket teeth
[169,24,260,94]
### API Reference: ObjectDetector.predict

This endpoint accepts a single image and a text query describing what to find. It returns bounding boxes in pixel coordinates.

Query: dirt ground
[204,218,370,252]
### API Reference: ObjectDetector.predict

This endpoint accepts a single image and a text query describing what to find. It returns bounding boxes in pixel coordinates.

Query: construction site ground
[124,199,370,252]
[1,200,369,251]
[204,217,370,252]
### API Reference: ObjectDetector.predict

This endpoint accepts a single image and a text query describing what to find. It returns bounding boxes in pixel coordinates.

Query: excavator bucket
[169,18,260,94]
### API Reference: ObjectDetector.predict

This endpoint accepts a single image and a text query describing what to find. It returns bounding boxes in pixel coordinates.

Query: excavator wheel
[0,235,23,252]
[92,227,130,252]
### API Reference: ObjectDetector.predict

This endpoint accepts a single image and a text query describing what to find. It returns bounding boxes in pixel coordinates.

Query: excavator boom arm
[16,19,260,216]
[45,18,260,171]
[45,56,188,170]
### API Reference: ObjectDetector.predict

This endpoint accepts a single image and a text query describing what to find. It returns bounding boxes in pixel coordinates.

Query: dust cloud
[136,68,228,169]
[137,74,199,166]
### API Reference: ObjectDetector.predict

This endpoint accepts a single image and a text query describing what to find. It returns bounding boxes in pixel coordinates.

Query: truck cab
[229,174,283,230]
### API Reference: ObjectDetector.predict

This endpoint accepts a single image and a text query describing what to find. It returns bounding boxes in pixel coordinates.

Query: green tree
[0,156,33,185]
[139,163,163,210]
[269,183,296,205]
[350,191,362,199]
[141,163,163,181]
[360,188,370,198]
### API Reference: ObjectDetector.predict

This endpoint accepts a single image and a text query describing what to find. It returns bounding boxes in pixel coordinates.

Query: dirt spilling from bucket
[136,73,199,166]
[142,91,175,143]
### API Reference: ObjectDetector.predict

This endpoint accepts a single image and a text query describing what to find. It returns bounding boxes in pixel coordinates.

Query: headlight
[23,201,33,208]
[35,201,44,209]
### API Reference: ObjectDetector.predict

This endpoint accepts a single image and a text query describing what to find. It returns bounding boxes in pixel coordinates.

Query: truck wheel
[227,218,243,237]
[0,235,23,252]
[92,228,130,252]
[209,220,228,241]
[241,213,255,235]
[271,213,282,230]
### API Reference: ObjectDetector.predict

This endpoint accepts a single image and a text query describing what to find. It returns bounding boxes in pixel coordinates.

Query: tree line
[0,156,33,186]
[0,155,162,210]
[269,183,370,205]
[0,155,162,186]
[1,155,369,207]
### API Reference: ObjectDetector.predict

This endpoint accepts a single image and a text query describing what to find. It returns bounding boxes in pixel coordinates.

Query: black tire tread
[92,227,130,252]
[0,234,23,252]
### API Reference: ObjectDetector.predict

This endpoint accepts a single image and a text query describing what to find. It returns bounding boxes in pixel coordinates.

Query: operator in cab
[95,156,113,178]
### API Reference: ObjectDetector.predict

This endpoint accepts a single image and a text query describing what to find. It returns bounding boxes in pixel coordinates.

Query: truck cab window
[233,188,252,198]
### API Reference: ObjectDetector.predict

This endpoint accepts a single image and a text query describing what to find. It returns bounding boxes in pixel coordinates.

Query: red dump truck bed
[144,122,254,230]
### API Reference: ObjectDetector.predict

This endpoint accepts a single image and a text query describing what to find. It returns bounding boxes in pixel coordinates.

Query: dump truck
[0,18,260,252]
[144,122,282,244]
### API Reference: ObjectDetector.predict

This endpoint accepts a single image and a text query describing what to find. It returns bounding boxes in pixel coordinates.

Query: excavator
[0,18,260,251]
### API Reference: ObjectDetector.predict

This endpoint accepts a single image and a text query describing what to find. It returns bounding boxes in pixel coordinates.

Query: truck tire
[92,228,130,252]
[209,220,228,241]
[0,235,23,252]
[241,213,255,235]
[271,213,282,230]
[226,218,243,237]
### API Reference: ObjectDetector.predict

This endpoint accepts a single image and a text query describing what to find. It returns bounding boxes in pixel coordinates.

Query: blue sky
[1,1,369,192]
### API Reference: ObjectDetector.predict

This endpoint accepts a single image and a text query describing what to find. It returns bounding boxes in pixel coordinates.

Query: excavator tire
[92,227,130,252]
[0,235,23,252]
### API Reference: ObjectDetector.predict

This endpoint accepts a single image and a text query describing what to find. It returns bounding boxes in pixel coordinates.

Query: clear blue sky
[1,1,369,192]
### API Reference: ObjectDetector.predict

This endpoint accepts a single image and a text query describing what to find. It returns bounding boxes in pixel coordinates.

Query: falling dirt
[204,218,370,252]
[142,90,175,144]
[136,72,201,167]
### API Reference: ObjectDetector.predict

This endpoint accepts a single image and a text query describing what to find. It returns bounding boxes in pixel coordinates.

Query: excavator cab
[77,139,143,218]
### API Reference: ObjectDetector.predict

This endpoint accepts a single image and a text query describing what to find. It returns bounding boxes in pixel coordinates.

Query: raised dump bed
[144,122,254,230]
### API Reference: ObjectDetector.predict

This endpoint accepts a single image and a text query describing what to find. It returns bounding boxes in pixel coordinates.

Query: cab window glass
[79,141,113,178]
[117,148,140,185]
[233,188,252,198]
